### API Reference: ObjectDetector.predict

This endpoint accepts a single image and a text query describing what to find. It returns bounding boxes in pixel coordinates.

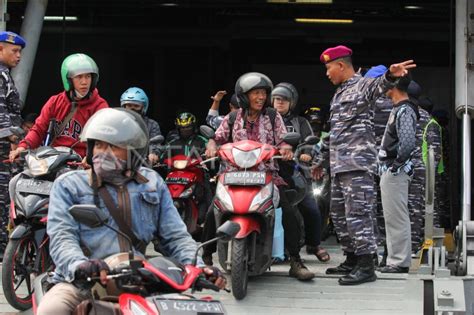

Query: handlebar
[194,275,230,293]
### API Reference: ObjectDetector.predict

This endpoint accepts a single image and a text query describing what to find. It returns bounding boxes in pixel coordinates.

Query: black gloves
[74,259,110,281]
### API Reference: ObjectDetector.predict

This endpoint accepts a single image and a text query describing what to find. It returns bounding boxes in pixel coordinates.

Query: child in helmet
[120,87,162,164]
[10,53,109,160]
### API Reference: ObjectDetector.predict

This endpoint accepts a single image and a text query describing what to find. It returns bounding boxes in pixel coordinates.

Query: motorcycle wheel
[231,238,249,300]
[2,237,49,311]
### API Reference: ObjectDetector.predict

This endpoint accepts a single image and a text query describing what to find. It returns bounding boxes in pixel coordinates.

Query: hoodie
[19,89,109,157]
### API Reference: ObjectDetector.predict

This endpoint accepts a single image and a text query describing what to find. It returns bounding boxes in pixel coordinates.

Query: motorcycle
[201,130,301,300]
[32,204,240,315]
[2,145,83,311]
[159,154,209,237]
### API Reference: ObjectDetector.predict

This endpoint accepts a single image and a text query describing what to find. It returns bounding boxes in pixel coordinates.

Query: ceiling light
[161,2,178,6]
[404,5,423,9]
[295,18,353,24]
[44,16,78,21]
[267,0,333,4]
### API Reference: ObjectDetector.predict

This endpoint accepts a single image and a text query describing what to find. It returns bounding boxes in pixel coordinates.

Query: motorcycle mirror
[303,135,319,146]
[69,204,108,228]
[149,135,164,145]
[199,125,215,139]
[282,132,301,146]
[216,221,240,242]
[192,221,241,266]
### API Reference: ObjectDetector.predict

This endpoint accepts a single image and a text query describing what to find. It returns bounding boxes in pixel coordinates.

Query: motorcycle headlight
[232,147,261,169]
[249,182,273,212]
[26,155,55,176]
[312,181,323,196]
[179,184,195,198]
[129,300,149,315]
[173,160,188,170]
[216,181,233,211]
[313,186,322,196]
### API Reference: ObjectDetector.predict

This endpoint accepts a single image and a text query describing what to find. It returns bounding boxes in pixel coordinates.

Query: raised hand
[389,60,417,78]
[211,90,227,102]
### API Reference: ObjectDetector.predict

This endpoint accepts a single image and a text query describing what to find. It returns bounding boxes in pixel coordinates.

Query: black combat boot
[325,251,357,275]
[338,254,377,285]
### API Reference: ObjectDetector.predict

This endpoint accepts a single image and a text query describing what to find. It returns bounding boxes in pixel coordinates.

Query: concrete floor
[0,238,426,315]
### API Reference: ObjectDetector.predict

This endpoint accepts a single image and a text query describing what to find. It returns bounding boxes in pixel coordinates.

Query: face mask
[179,126,194,139]
[74,89,88,99]
[92,151,128,185]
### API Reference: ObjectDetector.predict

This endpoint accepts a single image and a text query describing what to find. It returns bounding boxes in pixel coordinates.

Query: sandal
[315,247,330,262]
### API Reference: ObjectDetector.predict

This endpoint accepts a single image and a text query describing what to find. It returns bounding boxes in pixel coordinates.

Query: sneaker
[289,257,315,281]
[378,265,409,273]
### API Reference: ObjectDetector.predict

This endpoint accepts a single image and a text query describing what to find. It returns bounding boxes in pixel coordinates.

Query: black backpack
[227,107,278,144]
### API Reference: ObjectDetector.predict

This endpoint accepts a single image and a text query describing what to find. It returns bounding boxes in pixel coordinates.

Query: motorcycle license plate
[153,298,225,314]
[16,178,53,195]
[166,177,190,184]
[224,171,266,186]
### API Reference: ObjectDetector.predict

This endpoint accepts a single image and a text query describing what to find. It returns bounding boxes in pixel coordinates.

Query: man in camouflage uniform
[364,65,394,246]
[315,45,415,285]
[407,81,430,254]
[0,31,25,256]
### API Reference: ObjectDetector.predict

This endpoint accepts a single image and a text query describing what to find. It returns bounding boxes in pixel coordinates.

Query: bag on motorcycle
[73,298,121,315]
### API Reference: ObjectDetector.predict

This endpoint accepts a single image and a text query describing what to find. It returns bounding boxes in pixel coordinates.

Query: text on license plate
[224,171,266,185]
[16,178,53,195]
[153,298,225,314]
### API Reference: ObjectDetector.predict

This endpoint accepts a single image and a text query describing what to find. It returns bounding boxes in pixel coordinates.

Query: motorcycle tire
[231,237,249,300]
[2,237,49,311]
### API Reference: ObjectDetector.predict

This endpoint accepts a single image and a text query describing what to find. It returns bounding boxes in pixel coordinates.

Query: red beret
[320,45,353,64]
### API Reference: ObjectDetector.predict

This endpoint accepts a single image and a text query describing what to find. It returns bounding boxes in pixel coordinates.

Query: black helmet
[175,112,197,128]
[271,82,299,111]
[407,80,422,100]
[304,107,324,125]
[229,93,239,108]
[235,72,273,109]
[80,108,149,172]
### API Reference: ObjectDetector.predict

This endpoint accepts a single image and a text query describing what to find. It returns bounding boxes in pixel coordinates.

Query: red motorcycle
[205,132,300,300]
[158,154,209,238]
[32,204,240,315]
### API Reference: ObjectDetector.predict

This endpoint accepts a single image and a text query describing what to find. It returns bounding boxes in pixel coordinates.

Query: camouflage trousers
[330,171,377,255]
[408,166,425,253]
[0,140,11,253]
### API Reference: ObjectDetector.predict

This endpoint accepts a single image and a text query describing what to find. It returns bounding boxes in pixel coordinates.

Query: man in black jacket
[378,76,419,273]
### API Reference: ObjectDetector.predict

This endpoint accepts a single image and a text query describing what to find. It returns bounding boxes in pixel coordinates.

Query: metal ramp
[196,243,425,315]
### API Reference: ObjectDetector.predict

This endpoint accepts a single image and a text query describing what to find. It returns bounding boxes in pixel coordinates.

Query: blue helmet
[120,87,149,114]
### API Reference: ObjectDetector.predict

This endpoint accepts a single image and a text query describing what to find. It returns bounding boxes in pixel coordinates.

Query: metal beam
[455,0,474,221]
[11,0,48,108]
[0,0,6,32]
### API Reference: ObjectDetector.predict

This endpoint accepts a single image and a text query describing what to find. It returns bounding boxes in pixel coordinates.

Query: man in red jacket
[9,53,109,160]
